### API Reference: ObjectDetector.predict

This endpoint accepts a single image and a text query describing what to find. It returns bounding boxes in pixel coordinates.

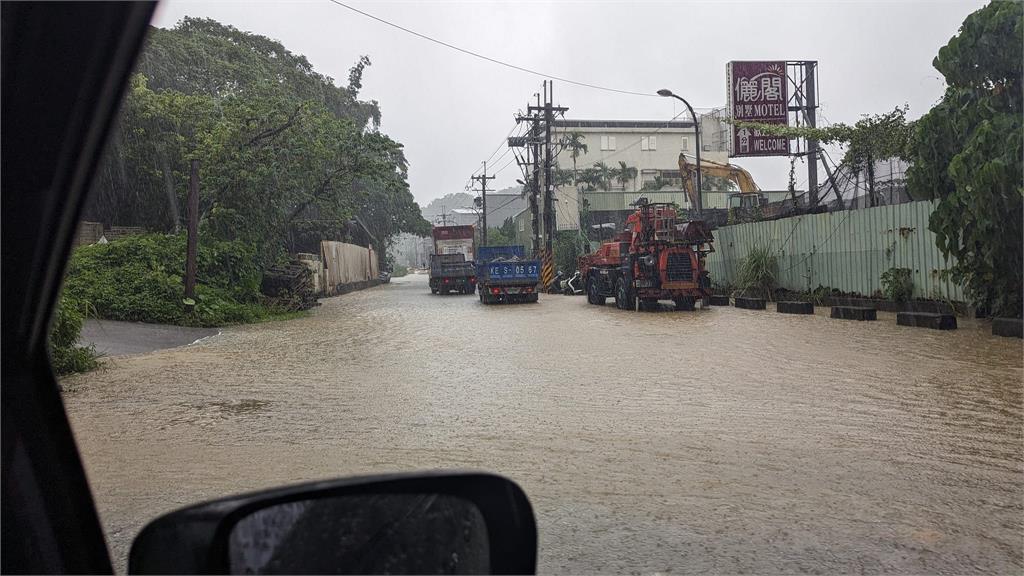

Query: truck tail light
[469,277,476,283]
[443,278,449,283]
[490,287,501,295]
[523,287,533,293]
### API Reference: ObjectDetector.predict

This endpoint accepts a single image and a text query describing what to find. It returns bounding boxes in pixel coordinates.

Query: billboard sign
[727,61,790,157]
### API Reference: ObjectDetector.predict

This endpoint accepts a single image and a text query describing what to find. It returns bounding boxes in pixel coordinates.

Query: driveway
[79,319,219,357]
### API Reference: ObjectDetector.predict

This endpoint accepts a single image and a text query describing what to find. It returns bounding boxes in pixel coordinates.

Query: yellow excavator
[678,153,764,212]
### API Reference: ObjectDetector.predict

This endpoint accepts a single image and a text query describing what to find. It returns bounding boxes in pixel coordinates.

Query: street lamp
[657,88,702,216]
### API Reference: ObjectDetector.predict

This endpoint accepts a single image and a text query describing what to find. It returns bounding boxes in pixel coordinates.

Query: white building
[513,114,732,240]
[552,116,731,231]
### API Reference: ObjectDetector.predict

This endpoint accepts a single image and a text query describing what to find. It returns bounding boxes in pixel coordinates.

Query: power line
[475,123,520,175]
[326,0,659,98]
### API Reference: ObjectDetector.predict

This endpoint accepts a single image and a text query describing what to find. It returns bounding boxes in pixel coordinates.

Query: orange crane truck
[579,197,714,311]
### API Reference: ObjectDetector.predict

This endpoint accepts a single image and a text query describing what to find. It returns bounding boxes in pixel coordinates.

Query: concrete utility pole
[471,161,495,245]
[513,96,542,255]
[528,82,568,251]
[803,62,820,205]
[184,159,199,304]
[436,207,450,226]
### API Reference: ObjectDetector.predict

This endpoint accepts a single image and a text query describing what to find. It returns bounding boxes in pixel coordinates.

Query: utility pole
[471,161,495,246]
[184,159,199,306]
[804,61,820,205]
[436,206,450,226]
[513,96,542,255]
[528,81,568,252]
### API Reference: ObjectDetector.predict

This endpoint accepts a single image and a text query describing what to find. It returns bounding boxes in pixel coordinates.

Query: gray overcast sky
[153,0,983,206]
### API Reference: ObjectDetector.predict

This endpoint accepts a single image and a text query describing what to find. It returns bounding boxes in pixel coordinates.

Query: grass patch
[736,244,778,300]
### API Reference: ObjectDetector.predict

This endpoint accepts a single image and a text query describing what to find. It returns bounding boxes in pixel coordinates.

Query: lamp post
[657,89,702,216]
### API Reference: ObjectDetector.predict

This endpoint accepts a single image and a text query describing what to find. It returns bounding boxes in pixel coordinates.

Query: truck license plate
[505,287,520,294]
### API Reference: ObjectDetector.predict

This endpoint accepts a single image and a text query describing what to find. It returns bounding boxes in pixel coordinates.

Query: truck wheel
[527,293,539,303]
[431,287,438,294]
[587,276,605,305]
[614,277,635,311]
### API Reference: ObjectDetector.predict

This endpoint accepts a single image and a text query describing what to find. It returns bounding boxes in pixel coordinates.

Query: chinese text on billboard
[727,61,790,157]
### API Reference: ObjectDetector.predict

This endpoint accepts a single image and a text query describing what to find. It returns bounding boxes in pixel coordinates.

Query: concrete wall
[320,241,379,295]
[705,201,964,301]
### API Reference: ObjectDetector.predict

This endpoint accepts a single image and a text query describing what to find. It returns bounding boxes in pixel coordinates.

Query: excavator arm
[678,153,761,207]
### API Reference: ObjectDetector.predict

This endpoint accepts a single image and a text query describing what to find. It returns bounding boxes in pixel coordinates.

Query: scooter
[561,271,584,295]
[548,270,566,294]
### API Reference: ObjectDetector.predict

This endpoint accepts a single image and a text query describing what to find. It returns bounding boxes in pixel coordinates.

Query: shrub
[391,264,408,277]
[881,267,914,302]
[737,245,777,300]
[48,297,98,376]
[63,233,277,327]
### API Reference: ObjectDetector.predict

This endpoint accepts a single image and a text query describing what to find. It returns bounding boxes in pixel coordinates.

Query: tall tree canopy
[85,17,429,264]
[907,1,1022,316]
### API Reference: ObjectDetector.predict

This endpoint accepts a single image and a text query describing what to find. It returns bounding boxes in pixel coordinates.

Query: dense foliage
[84,18,430,267]
[49,297,98,376]
[553,231,587,275]
[63,234,283,327]
[484,218,518,247]
[907,1,1022,317]
[880,267,914,302]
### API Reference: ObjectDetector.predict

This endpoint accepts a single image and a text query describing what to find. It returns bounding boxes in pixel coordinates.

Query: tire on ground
[614,277,634,311]
[587,275,605,305]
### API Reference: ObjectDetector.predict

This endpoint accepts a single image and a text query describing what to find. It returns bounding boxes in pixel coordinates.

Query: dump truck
[429,225,476,295]
[579,197,714,311]
[475,245,540,304]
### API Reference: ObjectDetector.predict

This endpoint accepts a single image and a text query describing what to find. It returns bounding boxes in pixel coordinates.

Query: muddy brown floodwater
[64,273,1023,574]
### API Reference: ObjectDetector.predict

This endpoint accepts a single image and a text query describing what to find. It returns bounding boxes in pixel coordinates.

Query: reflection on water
[65,274,1023,573]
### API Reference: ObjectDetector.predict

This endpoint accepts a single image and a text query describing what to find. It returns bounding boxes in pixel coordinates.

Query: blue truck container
[476,245,541,304]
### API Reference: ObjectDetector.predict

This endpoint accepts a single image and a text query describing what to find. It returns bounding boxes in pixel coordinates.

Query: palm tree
[642,176,669,191]
[592,161,612,191]
[577,168,600,191]
[561,131,588,184]
[613,161,638,191]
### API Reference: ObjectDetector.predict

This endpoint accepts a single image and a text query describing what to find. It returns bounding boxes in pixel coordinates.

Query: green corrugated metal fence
[705,201,964,301]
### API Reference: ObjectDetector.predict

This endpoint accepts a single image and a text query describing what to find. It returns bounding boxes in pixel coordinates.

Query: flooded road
[64,273,1023,574]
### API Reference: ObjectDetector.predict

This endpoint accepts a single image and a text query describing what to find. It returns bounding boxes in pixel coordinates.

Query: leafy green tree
[553,230,585,275]
[83,19,429,269]
[907,1,1022,317]
[138,18,380,127]
[484,217,518,246]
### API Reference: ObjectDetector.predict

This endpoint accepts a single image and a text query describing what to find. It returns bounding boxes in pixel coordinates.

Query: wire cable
[327,0,659,98]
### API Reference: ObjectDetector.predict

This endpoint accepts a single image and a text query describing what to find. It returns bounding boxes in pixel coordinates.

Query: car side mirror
[128,472,536,575]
